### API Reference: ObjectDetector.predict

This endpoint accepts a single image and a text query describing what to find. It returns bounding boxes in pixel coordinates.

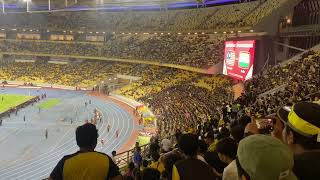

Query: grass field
[137,136,151,146]
[0,94,34,113]
[37,99,61,109]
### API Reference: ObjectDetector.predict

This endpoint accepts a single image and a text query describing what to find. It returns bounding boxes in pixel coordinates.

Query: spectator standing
[278,102,320,180]
[216,137,238,180]
[237,134,297,180]
[149,153,165,173]
[49,123,122,180]
[172,133,215,180]
[111,150,117,163]
[123,162,135,179]
[133,147,142,168]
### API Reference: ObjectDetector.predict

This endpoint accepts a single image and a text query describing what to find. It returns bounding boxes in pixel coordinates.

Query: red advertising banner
[223,40,256,81]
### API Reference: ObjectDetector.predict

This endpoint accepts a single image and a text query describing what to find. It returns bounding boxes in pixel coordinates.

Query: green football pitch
[0,94,35,113]
[37,99,61,109]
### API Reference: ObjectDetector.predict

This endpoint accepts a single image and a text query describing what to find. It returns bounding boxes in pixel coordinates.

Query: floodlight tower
[2,0,4,13]
[23,0,31,12]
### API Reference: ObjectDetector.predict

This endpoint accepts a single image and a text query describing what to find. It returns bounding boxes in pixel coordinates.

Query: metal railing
[114,143,150,168]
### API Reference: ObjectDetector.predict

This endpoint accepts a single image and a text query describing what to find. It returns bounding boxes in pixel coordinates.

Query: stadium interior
[0,0,319,179]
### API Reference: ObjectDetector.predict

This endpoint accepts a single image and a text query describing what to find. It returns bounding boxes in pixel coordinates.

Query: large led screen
[223,40,256,81]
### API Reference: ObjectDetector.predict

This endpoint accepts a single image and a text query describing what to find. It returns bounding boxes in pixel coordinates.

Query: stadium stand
[0,34,225,68]
[0,0,291,32]
[0,0,319,180]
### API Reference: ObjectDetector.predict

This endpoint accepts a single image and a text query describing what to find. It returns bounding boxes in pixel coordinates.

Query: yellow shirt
[149,161,165,173]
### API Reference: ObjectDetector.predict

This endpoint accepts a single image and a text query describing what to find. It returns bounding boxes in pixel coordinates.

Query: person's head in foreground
[278,102,320,153]
[140,168,160,180]
[277,102,320,180]
[49,123,122,180]
[237,134,297,180]
[216,137,237,164]
[178,133,199,157]
[76,123,98,151]
[112,150,117,157]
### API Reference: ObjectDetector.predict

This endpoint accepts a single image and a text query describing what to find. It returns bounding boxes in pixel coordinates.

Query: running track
[0,87,136,180]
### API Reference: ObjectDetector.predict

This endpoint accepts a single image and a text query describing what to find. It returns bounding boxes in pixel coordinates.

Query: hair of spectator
[198,140,208,154]
[230,125,245,143]
[151,152,160,161]
[216,137,238,160]
[75,123,98,149]
[141,168,161,180]
[128,162,135,171]
[178,133,199,157]
[112,150,116,156]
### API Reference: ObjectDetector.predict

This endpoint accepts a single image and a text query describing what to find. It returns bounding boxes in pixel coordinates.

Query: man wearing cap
[237,134,297,180]
[278,102,320,180]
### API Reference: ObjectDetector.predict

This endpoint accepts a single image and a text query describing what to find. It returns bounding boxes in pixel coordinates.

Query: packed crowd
[121,99,320,180]
[0,0,285,32]
[0,34,225,68]
[237,50,320,117]
[117,50,319,138]
[54,99,320,180]
[0,61,162,88]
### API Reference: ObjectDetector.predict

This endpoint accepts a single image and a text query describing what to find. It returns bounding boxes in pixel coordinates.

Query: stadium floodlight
[22,0,31,12]
[2,0,4,13]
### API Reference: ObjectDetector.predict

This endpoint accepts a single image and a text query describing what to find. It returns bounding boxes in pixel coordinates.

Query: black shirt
[293,151,320,180]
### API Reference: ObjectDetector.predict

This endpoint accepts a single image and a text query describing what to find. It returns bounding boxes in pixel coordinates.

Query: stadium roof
[2,0,238,12]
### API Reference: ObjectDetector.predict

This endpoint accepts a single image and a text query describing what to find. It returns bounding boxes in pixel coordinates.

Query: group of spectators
[0,33,225,68]
[0,60,161,88]
[57,98,319,180]
[236,50,320,118]
[0,0,282,32]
